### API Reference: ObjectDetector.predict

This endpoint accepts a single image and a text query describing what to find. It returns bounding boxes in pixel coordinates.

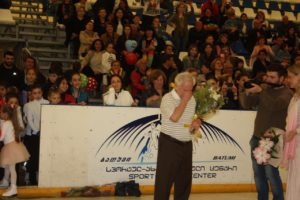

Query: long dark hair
[1,104,23,142]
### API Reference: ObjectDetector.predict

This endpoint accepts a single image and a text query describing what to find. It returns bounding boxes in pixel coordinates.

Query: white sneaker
[0,179,9,187]
[2,185,17,197]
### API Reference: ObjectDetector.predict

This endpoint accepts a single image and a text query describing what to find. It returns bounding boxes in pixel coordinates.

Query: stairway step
[13,17,50,23]
[0,37,25,42]
[37,57,78,62]
[27,39,64,46]
[11,3,39,9]
[18,24,55,29]
[29,47,68,54]
[11,9,45,15]
[19,31,57,37]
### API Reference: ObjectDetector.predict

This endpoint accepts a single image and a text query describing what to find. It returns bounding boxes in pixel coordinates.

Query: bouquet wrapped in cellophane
[190,83,224,141]
[252,127,284,167]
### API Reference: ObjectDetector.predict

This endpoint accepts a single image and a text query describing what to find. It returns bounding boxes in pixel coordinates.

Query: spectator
[74,0,92,13]
[138,26,163,68]
[210,57,224,80]
[239,13,251,49]
[100,22,119,47]
[159,41,183,72]
[247,19,270,53]
[93,7,108,36]
[115,0,133,21]
[152,16,169,42]
[108,60,126,81]
[101,42,117,76]
[20,67,39,105]
[47,88,62,105]
[222,8,239,42]
[201,0,220,17]
[216,33,233,56]
[167,2,194,52]
[81,39,103,77]
[113,8,128,36]
[235,72,250,94]
[159,54,178,90]
[43,62,63,98]
[130,59,148,99]
[201,8,219,39]
[115,24,135,55]
[103,75,134,106]
[0,81,7,105]
[252,11,270,32]
[0,51,23,90]
[140,69,167,107]
[67,6,90,58]
[275,15,297,37]
[79,20,99,58]
[21,56,46,86]
[55,77,75,104]
[286,26,299,54]
[66,71,88,105]
[200,43,217,69]
[220,75,239,109]
[271,35,285,58]
[252,49,270,78]
[23,85,49,185]
[56,0,76,25]
[182,44,202,72]
[188,21,206,49]
[250,36,274,67]
[276,43,291,65]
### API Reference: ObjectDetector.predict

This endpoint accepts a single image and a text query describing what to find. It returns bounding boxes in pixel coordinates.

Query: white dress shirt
[23,98,49,136]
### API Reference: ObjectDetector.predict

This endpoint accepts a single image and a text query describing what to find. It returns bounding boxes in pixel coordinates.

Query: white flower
[253,147,271,165]
[211,93,221,101]
[259,138,274,151]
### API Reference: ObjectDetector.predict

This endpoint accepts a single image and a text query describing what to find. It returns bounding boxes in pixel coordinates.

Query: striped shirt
[160,89,196,142]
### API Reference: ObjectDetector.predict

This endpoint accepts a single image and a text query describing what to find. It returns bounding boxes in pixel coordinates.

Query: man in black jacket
[0,51,23,90]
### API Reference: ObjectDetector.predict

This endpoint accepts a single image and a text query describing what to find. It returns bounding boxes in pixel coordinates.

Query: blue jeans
[250,135,284,200]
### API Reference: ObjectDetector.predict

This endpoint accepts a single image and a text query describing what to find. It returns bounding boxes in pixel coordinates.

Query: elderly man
[154,72,201,200]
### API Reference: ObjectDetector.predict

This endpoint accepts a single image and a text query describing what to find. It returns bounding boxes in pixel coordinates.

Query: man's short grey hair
[175,72,196,86]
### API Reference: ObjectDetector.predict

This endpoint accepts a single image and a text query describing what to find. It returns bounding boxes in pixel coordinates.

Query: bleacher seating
[268,1,280,11]
[0,0,78,72]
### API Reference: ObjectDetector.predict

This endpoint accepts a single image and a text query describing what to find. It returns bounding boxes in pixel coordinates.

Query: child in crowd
[20,67,39,105]
[101,42,117,75]
[0,104,30,197]
[0,81,7,105]
[23,85,49,185]
[55,77,75,104]
[5,92,25,136]
[108,60,126,84]
[101,42,117,92]
[48,89,62,105]
[67,72,88,105]
[44,62,63,98]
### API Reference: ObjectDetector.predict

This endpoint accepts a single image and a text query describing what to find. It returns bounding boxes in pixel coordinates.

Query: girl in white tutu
[0,104,30,197]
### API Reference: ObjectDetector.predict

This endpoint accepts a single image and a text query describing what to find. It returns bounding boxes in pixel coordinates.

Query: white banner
[39,105,257,187]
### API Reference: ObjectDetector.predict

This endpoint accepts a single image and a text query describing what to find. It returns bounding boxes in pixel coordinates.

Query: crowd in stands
[0,0,300,185]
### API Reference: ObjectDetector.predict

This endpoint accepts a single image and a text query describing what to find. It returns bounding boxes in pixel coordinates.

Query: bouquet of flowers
[194,84,224,117]
[253,128,283,166]
[189,84,224,141]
